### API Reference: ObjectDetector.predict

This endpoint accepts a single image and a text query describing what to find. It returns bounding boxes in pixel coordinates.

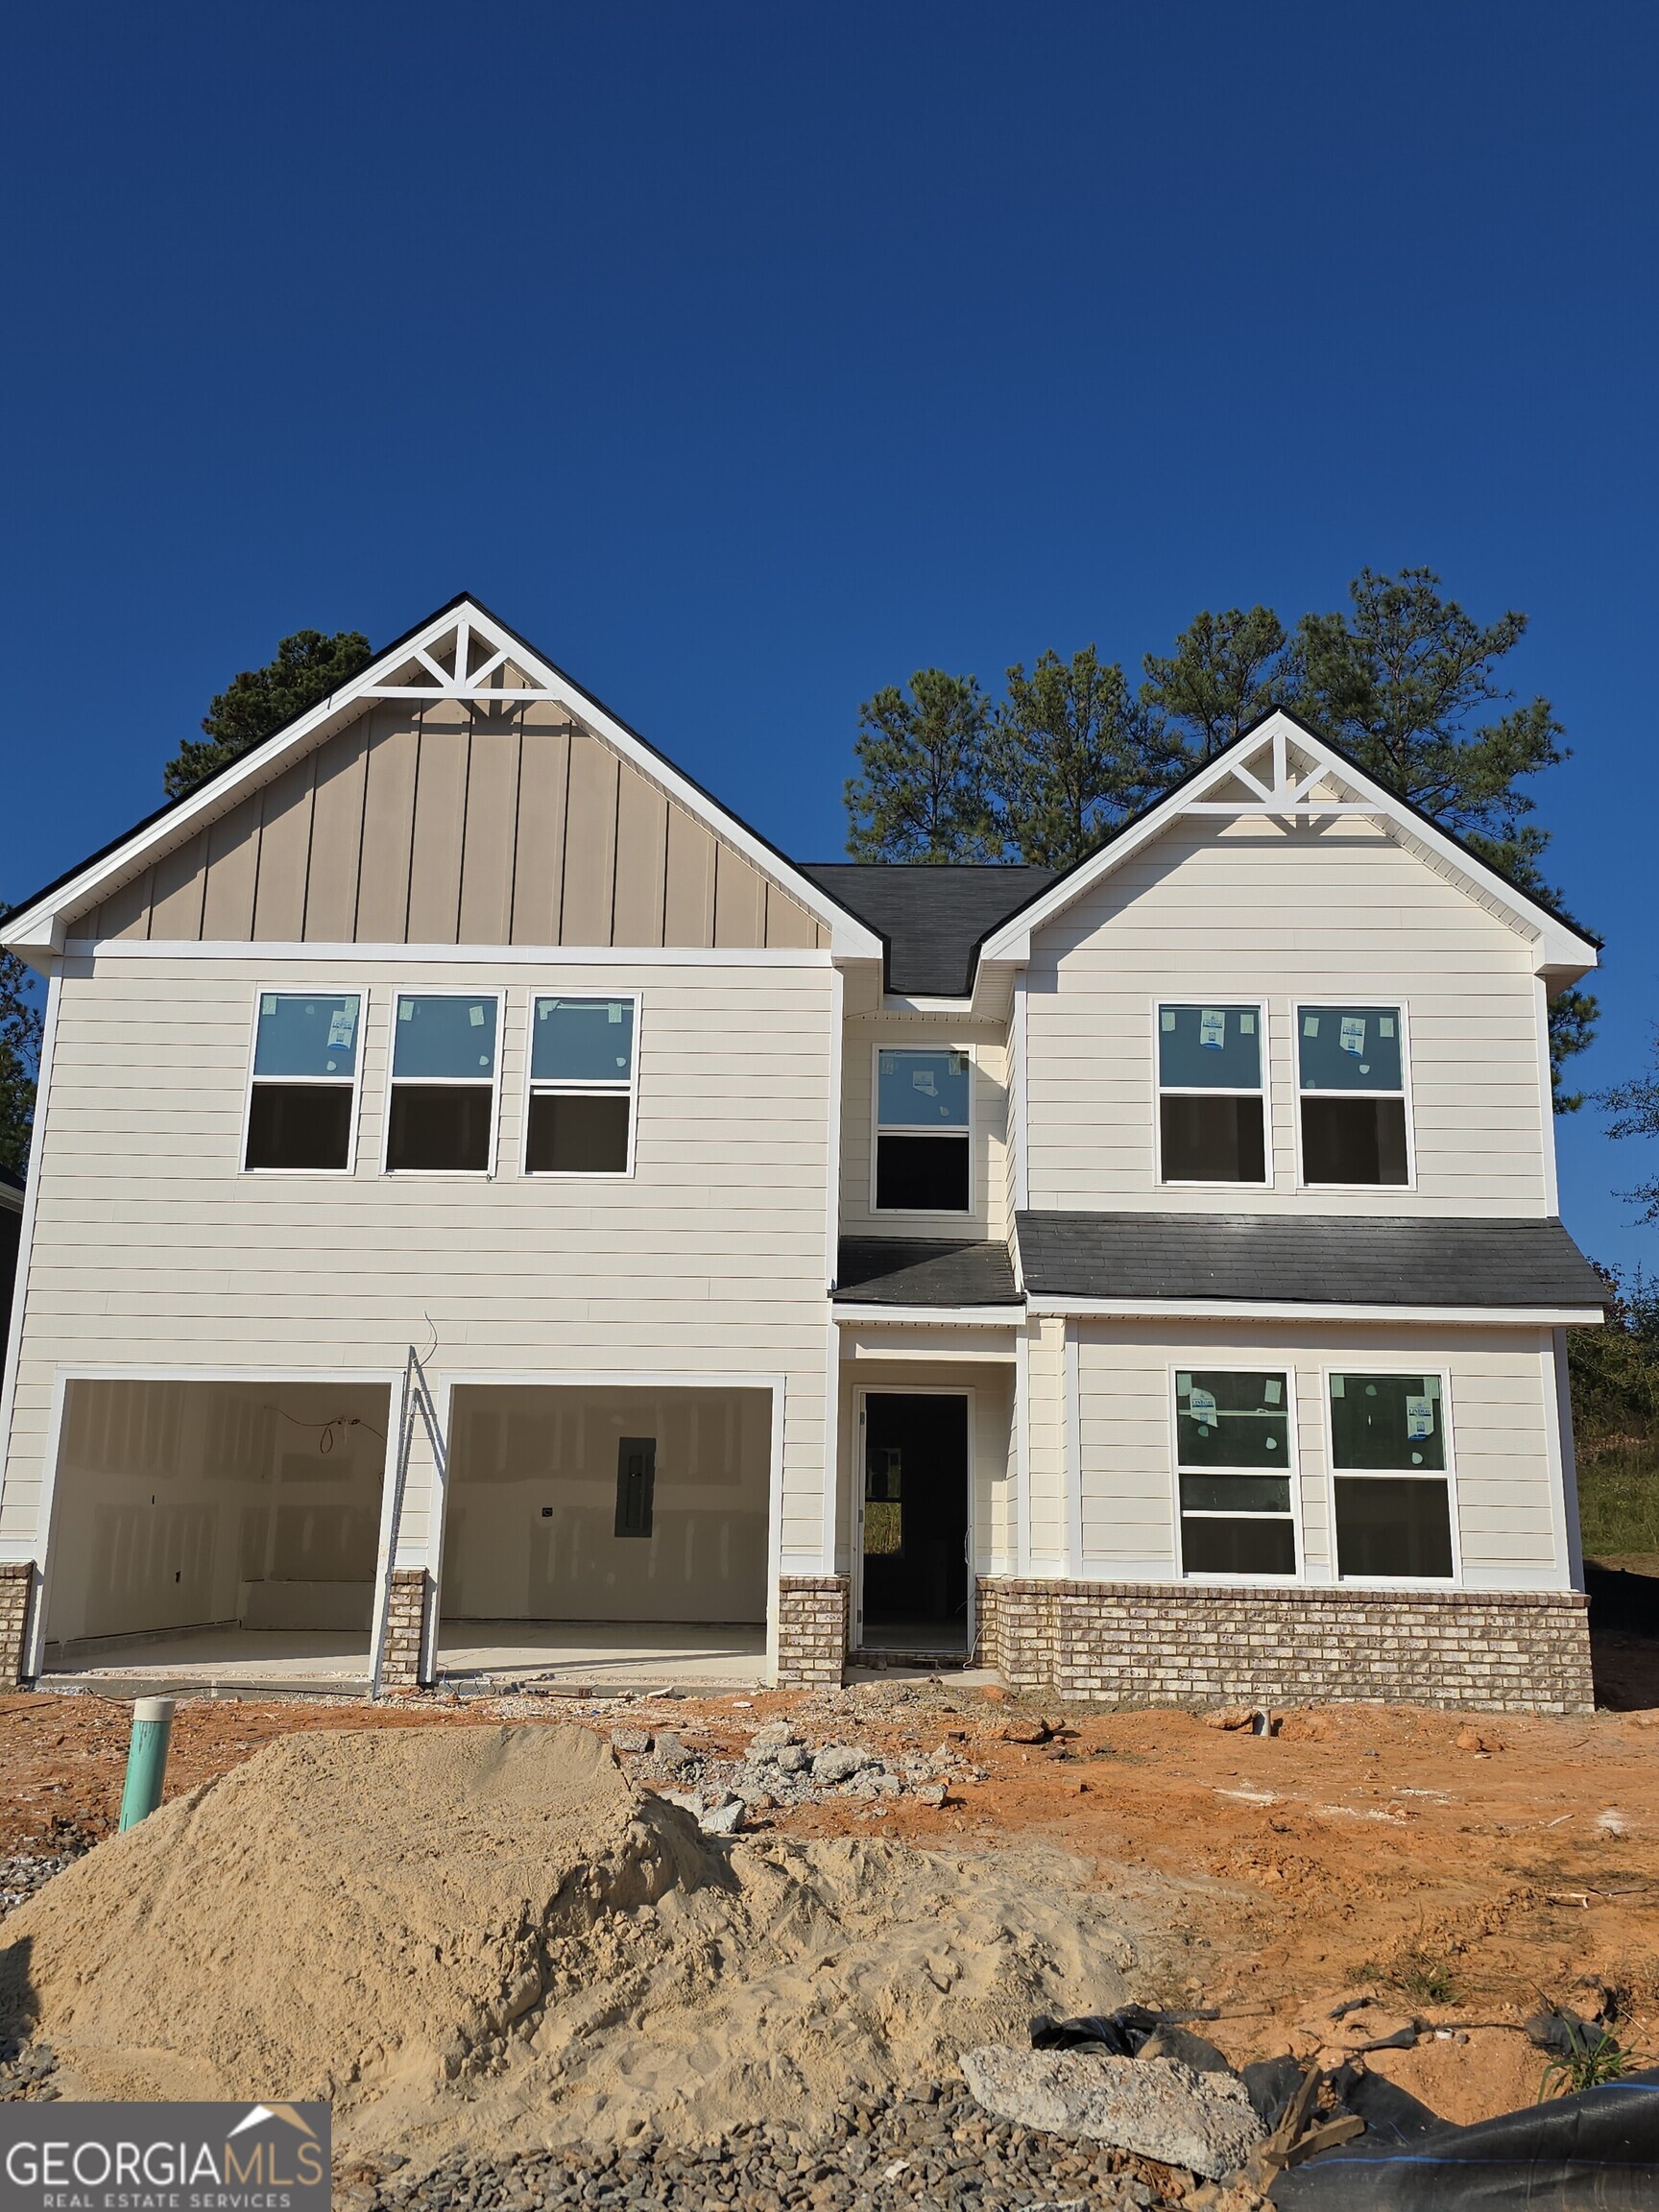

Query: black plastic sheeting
[1270,2067,1659,2208]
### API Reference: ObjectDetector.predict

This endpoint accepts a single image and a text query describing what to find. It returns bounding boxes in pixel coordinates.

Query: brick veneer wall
[975,1577,1594,1717]
[776,1575,849,1687]
[377,1568,429,1690]
[0,1562,34,1688]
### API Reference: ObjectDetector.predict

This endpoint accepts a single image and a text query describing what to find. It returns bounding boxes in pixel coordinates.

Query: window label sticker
[1199,1009,1225,1050]
[326,1008,356,1048]
[1161,1009,1176,1031]
[261,994,277,1018]
[1238,1011,1256,1034]
[1330,1375,1346,1398]
[1263,1379,1282,1405]
[608,1002,623,1022]
[1340,1015,1366,1055]
[1379,1015,1396,1038]
[913,1068,937,1095]
[1406,1394,1434,1439]
[469,1004,486,1027]
[1303,1013,1318,1036]
[1188,1385,1217,1431]
[398,1000,414,1021]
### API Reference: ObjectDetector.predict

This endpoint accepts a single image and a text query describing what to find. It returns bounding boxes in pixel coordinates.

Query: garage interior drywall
[43,1379,392,1652]
[441,1384,771,1624]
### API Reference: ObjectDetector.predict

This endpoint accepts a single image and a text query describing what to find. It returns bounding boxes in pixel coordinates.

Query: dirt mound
[0,1724,1140,2163]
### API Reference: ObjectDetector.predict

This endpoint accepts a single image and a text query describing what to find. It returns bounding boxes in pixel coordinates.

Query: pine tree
[163,629,372,799]
[845,670,999,861]
[1141,606,1298,760]
[989,647,1183,868]
[0,939,44,1177]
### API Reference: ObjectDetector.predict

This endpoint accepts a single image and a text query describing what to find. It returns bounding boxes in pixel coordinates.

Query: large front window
[385,994,500,1173]
[1175,1369,1296,1575]
[526,997,637,1174]
[875,1047,971,1213]
[1158,1004,1267,1183]
[1330,1372,1454,1578]
[244,992,360,1172]
[1298,1004,1409,1186]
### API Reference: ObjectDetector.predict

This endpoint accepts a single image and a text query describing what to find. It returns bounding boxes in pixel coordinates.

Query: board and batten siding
[1024,814,1551,1216]
[838,1016,1009,1243]
[84,700,826,954]
[1074,1320,1567,1591]
[0,955,836,1569]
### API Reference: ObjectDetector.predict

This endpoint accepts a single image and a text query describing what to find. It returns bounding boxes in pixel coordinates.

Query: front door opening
[860,1392,969,1652]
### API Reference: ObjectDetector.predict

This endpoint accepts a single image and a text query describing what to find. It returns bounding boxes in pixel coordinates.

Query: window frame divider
[240,982,368,1178]
[1319,1359,1461,1587]
[868,1039,975,1220]
[1151,995,1272,1190]
[1293,998,1418,1192]
[1166,1359,1305,1583]
[379,985,507,1180]
[520,986,643,1181]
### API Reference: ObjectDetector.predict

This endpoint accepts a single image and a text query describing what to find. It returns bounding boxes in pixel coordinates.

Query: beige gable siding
[838,1016,1009,1243]
[84,704,826,953]
[1025,816,1551,1216]
[1,956,836,1567]
[1072,1320,1565,1591]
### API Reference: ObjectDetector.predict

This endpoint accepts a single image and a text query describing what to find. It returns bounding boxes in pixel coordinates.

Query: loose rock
[961,2046,1265,2182]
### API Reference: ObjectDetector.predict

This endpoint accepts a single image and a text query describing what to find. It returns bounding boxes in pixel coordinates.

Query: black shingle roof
[835,1238,1021,1308]
[1015,1212,1607,1310]
[799,864,1058,996]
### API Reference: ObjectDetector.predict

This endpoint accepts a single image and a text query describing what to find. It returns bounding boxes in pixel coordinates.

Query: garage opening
[41,1379,391,1688]
[436,1383,772,1687]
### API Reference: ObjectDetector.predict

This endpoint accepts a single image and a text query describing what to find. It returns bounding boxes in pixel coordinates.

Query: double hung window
[874,1047,971,1213]
[1157,1005,1266,1183]
[1298,1005,1409,1186]
[244,992,361,1172]
[1329,1373,1454,1578]
[526,997,637,1174]
[385,994,500,1173]
[1174,1370,1297,1575]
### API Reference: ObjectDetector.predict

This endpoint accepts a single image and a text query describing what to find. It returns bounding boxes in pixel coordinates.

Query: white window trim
[239,984,367,1178]
[1166,1360,1304,1583]
[1293,999,1417,1193]
[520,988,642,1181]
[1152,998,1271,1190]
[869,1041,974,1220]
[380,987,506,1179]
[1319,1362,1461,1588]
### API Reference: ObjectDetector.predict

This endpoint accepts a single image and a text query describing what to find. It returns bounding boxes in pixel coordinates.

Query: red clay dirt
[3,1677,1657,2127]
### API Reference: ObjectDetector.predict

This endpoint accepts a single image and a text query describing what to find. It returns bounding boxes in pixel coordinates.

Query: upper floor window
[526,997,637,1175]
[1329,1371,1453,1578]
[874,1047,971,1214]
[1174,1369,1296,1575]
[385,993,500,1174]
[244,992,361,1173]
[1298,1005,1409,1187]
[1157,1004,1266,1184]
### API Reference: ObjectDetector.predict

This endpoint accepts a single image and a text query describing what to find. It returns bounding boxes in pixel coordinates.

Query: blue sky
[3,2,1655,1264]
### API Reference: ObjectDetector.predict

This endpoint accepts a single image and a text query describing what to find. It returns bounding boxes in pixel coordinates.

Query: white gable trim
[2,598,884,964]
[975,712,1598,980]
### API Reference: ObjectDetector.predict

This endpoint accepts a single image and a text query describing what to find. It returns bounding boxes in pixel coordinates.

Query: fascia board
[830,1304,1026,1324]
[974,712,1599,978]
[1026,1294,1604,1326]
[2,598,885,964]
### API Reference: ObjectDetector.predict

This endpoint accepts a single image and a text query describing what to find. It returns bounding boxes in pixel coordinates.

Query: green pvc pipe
[118,1695,176,1831]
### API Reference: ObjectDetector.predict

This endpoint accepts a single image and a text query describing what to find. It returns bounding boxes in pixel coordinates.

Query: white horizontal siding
[2,955,837,1565]
[1026,816,1552,1217]
[1071,1319,1566,1590]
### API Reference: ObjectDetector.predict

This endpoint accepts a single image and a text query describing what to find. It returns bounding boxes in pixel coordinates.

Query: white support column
[1065,1324,1084,1576]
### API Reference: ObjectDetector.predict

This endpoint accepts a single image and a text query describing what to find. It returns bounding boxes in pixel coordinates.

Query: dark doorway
[859,1393,970,1651]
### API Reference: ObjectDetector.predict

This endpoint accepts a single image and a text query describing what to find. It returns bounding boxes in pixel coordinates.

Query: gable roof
[975,709,1599,985]
[800,864,1057,995]
[1,594,885,963]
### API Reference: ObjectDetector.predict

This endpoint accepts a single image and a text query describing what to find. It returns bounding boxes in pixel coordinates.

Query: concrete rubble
[961,2046,1267,2182]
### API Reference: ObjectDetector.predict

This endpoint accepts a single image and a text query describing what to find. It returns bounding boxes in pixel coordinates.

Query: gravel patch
[341,2083,1186,2210]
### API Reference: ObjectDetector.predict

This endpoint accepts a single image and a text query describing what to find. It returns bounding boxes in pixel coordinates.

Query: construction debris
[961,2044,1265,2180]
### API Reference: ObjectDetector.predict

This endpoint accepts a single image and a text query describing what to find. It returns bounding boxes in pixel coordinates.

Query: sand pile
[0,1724,1140,2163]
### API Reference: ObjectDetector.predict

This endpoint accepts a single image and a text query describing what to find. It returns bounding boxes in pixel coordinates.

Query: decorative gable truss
[2,598,884,966]
[969,710,1598,1015]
